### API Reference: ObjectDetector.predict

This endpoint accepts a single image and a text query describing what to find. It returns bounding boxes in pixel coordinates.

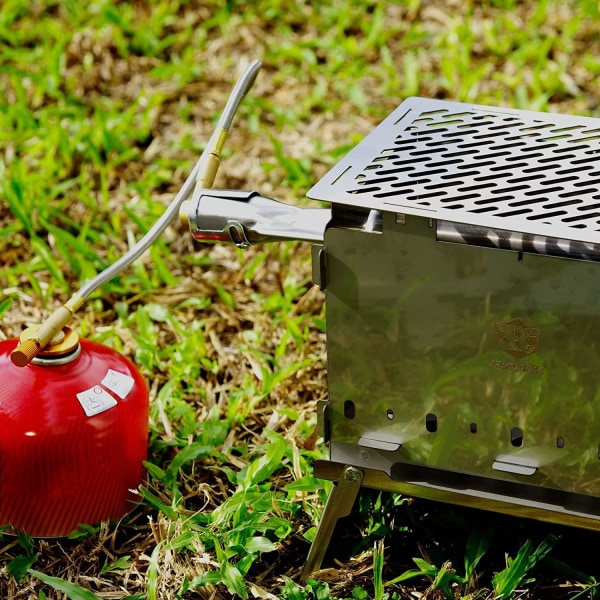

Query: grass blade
[221,561,248,599]
[373,538,385,600]
[492,536,556,599]
[28,570,100,600]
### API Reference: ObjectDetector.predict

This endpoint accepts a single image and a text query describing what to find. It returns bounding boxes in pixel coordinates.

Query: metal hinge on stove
[317,399,330,443]
[311,244,326,291]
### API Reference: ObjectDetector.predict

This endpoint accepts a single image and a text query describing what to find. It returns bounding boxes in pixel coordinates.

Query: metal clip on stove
[182,96,600,577]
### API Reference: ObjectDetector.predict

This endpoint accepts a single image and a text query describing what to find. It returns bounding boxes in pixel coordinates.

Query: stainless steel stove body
[315,207,600,519]
[306,98,600,529]
[183,97,600,573]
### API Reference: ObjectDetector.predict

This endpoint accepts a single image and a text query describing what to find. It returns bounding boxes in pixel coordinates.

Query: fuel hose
[11,60,262,366]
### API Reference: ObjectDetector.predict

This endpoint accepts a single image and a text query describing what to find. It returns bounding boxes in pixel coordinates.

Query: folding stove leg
[302,465,364,580]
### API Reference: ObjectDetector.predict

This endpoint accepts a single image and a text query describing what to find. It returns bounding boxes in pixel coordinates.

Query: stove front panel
[325,211,600,513]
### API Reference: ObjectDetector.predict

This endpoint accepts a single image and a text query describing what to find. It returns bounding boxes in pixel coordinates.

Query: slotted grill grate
[308,98,600,243]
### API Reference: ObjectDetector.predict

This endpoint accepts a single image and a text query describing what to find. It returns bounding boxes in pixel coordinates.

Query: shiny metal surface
[313,461,600,531]
[437,221,600,262]
[308,97,600,245]
[323,211,600,517]
[302,465,364,580]
[183,189,331,246]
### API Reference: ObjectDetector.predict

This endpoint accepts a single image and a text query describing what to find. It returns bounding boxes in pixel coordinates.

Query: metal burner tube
[182,189,331,247]
[437,220,600,263]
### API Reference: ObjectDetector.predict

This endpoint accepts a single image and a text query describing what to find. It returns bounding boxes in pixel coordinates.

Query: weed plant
[1,0,600,598]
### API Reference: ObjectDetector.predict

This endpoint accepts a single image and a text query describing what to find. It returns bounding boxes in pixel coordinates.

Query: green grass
[2,0,600,598]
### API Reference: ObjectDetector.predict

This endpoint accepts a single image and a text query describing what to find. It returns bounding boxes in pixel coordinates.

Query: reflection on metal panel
[437,221,600,262]
[324,211,600,506]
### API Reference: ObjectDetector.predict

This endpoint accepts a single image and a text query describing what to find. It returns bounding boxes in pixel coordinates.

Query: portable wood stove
[181,96,600,576]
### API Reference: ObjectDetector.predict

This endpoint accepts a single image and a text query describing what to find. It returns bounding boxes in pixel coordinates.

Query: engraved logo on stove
[494,318,540,359]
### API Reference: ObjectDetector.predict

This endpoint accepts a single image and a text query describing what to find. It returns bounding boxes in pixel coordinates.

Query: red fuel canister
[0,328,148,537]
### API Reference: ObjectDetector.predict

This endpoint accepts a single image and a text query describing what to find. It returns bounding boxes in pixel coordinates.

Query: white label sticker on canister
[77,385,118,417]
[101,369,134,399]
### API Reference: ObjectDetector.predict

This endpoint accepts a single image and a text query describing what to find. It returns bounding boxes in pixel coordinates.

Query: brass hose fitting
[11,294,84,367]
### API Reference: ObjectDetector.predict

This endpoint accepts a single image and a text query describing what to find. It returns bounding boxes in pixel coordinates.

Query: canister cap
[18,326,80,363]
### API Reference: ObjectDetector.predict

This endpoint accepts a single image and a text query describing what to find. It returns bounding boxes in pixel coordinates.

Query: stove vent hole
[511,427,524,447]
[426,413,438,433]
[344,400,356,420]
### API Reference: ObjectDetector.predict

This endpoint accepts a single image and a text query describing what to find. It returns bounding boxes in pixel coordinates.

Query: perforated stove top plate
[307,97,600,244]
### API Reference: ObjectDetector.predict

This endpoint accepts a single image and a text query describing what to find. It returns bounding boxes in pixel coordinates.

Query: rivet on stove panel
[557,436,565,449]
